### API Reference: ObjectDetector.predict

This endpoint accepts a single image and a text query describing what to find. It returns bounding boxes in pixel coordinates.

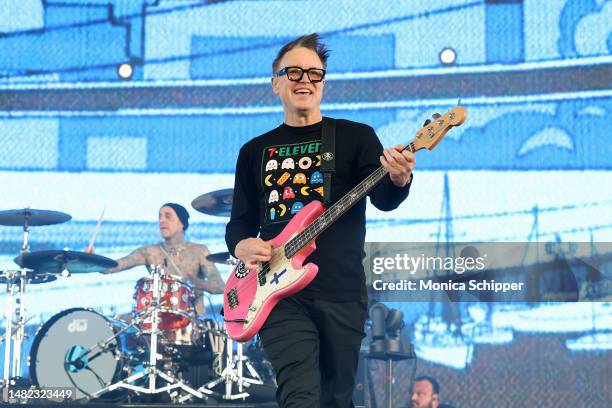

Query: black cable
[64,348,132,404]
[86,363,128,404]
[87,365,107,389]
[63,359,95,401]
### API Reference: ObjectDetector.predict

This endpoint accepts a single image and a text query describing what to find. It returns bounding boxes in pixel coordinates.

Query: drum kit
[0,190,276,404]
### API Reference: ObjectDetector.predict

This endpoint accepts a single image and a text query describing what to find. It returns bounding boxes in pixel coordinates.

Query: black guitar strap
[320,117,336,207]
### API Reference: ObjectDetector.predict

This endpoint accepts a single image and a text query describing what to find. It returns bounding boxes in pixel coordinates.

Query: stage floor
[9,403,279,408]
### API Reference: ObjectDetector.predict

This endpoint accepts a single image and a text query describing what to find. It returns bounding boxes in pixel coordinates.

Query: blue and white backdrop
[0,0,611,403]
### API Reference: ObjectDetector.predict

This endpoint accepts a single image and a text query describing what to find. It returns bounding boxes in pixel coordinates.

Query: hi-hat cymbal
[206,252,238,265]
[0,209,72,227]
[0,270,57,285]
[191,189,233,217]
[16,250,117,275]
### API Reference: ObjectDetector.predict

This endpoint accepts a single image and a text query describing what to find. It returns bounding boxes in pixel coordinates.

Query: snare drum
[132,274,194,331]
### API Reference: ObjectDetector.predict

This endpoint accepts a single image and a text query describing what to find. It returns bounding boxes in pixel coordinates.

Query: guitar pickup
[227,287,239,309]
[257,270,267,286]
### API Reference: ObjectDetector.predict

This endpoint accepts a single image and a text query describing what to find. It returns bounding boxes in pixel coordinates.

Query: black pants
[259,296,367,408]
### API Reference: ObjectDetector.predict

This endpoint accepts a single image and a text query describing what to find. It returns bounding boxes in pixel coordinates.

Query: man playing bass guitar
[225,33,415,408]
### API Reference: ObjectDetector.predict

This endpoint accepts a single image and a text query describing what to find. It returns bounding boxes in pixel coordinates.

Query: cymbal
[0,270,57,285]
[206,252,237,265]
[0,209,72,227]
[191,188,233,217]
[15,250,117,275]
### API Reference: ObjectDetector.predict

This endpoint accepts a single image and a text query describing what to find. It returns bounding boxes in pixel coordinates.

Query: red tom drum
[133,275,194,331]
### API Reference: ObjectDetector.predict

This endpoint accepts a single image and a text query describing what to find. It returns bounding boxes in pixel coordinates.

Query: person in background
[411,375,440,408]
[103,203,225,317]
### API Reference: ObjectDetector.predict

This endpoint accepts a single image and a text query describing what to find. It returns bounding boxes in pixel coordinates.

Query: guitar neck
[282,105,468,258]
[284,142,416,258]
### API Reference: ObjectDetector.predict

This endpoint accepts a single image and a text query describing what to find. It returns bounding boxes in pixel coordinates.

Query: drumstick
[87,207,106,252]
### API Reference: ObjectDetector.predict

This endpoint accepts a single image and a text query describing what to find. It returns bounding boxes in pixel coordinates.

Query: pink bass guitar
[224,107,467,341]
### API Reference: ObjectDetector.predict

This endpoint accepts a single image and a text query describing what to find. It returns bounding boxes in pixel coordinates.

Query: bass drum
[29,308,147,401]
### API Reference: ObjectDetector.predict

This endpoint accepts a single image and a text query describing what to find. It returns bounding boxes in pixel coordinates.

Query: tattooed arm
[102,246,149,274]
[189,245,225,294]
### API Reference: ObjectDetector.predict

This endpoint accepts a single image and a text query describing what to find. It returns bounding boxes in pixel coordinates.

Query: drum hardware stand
[2,270,17,403]
[2,214,34,398]
[208,321,226,377]
[65,308,157,372]
[91,265,211,402]
[194,331,264,401]
[12,212,32,381]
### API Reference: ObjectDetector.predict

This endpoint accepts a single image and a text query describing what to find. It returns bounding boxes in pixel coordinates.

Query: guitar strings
[226,144,412,306]
[225,126,434,316]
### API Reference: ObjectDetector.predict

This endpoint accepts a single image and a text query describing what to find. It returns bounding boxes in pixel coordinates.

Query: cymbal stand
[92,265,210,402]
[2,271,16,396]
[12,276,27,381]
[12,215,31,380]
[1,215,32,394]
[199,332,264,401]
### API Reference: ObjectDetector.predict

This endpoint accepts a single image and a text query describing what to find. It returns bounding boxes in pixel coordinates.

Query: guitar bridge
[224,318,248,323]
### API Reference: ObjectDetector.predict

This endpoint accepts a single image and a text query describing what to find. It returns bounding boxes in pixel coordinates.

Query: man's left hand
[380,144,416,187]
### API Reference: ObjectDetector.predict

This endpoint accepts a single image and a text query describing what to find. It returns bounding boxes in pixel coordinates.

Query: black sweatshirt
[225,118,412,301]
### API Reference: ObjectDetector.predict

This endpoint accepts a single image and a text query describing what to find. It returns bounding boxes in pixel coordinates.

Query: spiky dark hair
[272,33,329,74]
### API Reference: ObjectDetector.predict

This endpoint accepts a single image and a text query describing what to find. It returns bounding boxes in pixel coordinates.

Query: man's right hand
[235,238,273,270]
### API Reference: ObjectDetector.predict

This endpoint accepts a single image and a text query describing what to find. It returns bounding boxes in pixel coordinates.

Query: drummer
[102,203,225,317]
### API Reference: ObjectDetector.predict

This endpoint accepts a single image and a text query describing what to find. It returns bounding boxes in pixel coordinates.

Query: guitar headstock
[410,106,467,151]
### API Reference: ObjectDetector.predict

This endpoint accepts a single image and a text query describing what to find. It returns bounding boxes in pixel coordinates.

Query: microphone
[65,346,87,371]
[65,358,85,370]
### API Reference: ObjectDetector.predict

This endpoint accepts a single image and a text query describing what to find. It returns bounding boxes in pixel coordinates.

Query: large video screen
[1,1,610,406]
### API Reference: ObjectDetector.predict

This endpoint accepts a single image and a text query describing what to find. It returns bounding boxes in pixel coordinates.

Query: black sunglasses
[276,66,326,83]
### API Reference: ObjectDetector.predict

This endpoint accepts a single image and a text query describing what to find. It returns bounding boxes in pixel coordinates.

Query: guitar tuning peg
[422,119,432,127]
[432,113,441,119]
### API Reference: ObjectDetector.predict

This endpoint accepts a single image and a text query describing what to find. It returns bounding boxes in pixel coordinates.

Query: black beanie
[162,203,190,231]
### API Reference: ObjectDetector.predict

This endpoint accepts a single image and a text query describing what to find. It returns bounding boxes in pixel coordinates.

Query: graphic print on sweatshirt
[261,140,324,225]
